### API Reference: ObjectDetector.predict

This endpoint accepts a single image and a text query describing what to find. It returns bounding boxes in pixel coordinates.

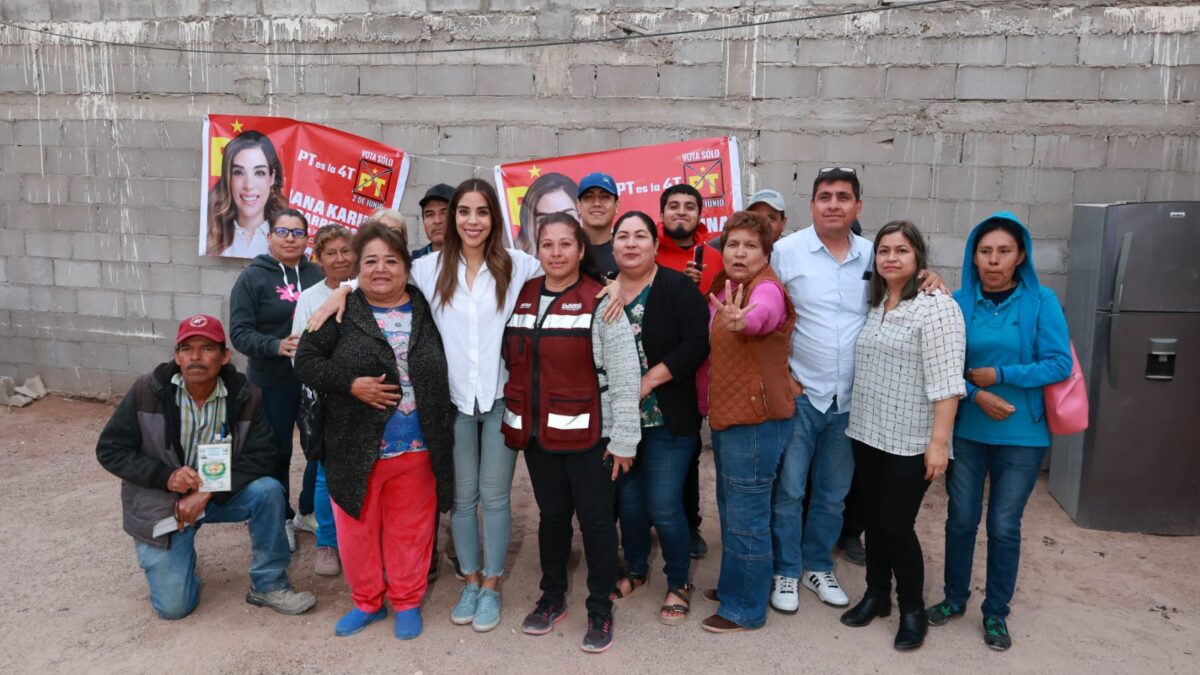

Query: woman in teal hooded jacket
[926,212,1071,651]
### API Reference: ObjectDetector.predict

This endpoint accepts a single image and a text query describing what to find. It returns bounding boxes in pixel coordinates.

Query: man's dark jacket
[294,285,455,519]
[95,362,277,548]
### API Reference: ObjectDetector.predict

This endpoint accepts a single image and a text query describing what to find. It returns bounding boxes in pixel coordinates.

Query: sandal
[610,572,647,600]
[658,583,694,626]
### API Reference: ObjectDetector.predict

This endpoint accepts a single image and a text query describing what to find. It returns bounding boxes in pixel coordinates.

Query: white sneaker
[292,512,318,534]
[285,520,297,553]
[770,575,799,614]
[802,569,849,607]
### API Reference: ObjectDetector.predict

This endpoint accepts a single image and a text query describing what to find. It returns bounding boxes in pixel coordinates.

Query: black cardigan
[294,286,455,518]
[640,266,710,437]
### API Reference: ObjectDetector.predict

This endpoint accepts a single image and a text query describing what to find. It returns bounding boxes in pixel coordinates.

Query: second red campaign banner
[494,137,742,254]
[199,114,410,258]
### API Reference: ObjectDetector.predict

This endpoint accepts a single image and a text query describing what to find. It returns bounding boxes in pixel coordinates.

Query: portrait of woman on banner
[516,172,580,256]
[206,130,289,259]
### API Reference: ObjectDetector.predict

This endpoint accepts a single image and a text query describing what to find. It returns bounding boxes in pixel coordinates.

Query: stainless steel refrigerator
[1049,201,1200,535]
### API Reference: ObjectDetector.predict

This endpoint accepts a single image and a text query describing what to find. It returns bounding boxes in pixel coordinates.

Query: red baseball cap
[176,314,226,346]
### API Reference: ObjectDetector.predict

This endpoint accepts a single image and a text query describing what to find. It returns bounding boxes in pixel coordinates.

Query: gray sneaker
[246,587,317,615]
[314,546,341,577]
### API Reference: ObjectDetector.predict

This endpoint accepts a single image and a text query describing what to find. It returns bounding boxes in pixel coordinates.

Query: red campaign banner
[494,137,742,254]
[199,114,410,258]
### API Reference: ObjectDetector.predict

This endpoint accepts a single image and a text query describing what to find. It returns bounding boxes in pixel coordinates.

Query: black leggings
[853,440,931,613]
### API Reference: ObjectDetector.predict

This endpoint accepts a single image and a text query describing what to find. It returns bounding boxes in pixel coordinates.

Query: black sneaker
[521,598,566,636]
[926,600,965,626]
[983,617,1012,651]
[581,612,614,653]
[840,535,866,566]
[690,530,708,559]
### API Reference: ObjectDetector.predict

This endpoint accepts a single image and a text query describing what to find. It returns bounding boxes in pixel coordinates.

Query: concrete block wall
[1,1,1198,397]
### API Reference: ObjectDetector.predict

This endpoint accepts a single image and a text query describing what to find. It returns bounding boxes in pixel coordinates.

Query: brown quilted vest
[707,266,797,431]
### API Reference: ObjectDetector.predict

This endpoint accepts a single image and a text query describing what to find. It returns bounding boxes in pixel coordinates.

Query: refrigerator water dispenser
[1145,338,1176,381]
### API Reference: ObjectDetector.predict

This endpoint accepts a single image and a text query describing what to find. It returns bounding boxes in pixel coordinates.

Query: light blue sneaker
[473,588,501,632]
[335,607,388,637]
[450,583,481,625]
[394,607,422,640]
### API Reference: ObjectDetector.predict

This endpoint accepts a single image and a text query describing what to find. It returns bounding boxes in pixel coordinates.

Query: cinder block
[1106,136,1169,170]
[24,231,73,258]
[1073,169,1147,203]
[125,291,175,320]
[0,337,35,363]
[7,257,55,285]
[13,120,61,146]
[41,147,94,176]
[381,125,441,155]
[1166,137,1200,173]
[999,168,1074,204]
[595,66,658,97]
[29,287,77,314]
[1027,203,1075,239]
[559,128,621,155]
[173,294,225,319]
[1006,36,1079,66]
[142,149,198,179]
[1033,135,1108,169]
[261,0,316,14]
[757,132,821,163]
[568,65,595,97]
[884,66,956,100]
[416,65,474,96]
[821,132,901,164]
[358,66,413,96]
[200,267,244,294]
[35,340,82,368]
[818,67,886,99]
[961,133,1035,167]
[755,65,818,100]
[1080,34,1155,66]
[1,146,44,174]
[955,67,1028,100]
[932,166,1002,201]
[101,261,153,290]
[1146,172,1200,201]
[0,285,31,311]
[0,120,12,145]
[863,164,932,199]
[0,66,37,93]
[148,264,201,294]
[892,132,963,166]
[79,341,130,371]
[1099,66,1174,101]
[498,126,557,158]
[59,120,112,148]
[796,39,865,66]
[0,258,5,283]
[475,65,535,96]
[1031,239,1069,274]
[438,125,497,156]
[53,259,101,287]
[1027,67,1100,101]
[955,36,1008,66]
[1178,65,1200,101]
[659,64,724,98]
[77,289,127,318]
[0,229,23,256]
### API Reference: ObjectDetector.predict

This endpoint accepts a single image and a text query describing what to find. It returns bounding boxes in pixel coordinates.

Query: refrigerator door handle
[1108,232,1134,389]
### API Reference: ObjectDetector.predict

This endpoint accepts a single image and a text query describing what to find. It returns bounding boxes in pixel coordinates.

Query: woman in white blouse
[841,220,965,652]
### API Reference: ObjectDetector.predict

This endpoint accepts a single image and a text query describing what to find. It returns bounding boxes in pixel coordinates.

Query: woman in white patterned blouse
[841,220,966,652]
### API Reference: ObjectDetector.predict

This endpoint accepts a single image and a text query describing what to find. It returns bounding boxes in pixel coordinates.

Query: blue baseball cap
[577,172,619,198]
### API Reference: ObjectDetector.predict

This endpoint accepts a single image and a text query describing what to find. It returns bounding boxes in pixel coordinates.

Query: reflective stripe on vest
[547,412,590,431]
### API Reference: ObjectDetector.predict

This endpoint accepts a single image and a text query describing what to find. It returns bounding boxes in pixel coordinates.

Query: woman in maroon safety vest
[500,212,642,653]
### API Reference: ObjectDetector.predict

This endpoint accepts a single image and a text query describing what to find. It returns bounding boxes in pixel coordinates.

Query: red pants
[332,452,436,612]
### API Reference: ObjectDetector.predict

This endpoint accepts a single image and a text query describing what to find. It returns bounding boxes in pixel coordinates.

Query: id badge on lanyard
[199,428,232,493]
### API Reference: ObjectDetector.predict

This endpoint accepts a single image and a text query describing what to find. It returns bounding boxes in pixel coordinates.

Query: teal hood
[959,210,1040,301]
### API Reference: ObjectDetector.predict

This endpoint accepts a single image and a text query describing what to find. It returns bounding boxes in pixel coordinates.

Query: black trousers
[853,440,931,613]
[685,436,703,533]
[524,441,618,617]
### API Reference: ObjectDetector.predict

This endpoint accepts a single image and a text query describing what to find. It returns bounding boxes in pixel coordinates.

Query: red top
[655,225,721,294]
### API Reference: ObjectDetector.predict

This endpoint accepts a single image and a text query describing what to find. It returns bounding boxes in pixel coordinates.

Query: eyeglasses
[272,227,307,239]
[818,167,857,175]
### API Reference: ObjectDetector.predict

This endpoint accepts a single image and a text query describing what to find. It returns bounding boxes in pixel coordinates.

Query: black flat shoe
[894,610,928,651]
[840,594,892,627]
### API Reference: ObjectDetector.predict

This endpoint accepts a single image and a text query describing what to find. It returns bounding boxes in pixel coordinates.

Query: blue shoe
[473,588,501,633]
[450,583,481,625]
[394,607,423,640]
[335,607,388,637]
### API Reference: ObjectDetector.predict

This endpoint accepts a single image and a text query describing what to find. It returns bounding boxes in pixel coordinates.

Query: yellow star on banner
[528,164,541,179]
[231,119,244,134]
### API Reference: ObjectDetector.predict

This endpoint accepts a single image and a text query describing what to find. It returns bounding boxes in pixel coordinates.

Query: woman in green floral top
[609,211,711,626]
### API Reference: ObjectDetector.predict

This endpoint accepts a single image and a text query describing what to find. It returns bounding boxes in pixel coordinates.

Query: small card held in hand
[198,442,232,492]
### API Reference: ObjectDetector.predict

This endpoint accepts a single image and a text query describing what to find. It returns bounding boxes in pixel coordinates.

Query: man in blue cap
[577,172,621,277]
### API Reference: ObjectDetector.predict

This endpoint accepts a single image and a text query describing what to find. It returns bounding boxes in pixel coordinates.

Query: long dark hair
[868,220,928,308]
[434,179,513,310]
[206,131,287,255]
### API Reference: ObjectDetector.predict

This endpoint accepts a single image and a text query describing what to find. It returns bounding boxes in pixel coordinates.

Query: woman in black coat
[295,222,454,641]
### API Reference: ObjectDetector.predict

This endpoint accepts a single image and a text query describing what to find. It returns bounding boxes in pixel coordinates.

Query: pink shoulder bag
[1043,341,1089,435]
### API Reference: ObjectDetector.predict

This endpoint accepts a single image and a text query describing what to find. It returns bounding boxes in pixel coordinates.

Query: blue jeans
[258,382,302,520]
[450,405,516,578]
[133,476,291,620]
[314,462,337,549]
[712,418,793,628]
[944,437,1046,619]
[615,426,696,589]
[772,395,853,577]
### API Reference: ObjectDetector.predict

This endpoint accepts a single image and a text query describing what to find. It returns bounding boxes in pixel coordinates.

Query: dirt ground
[0,396,1196,674]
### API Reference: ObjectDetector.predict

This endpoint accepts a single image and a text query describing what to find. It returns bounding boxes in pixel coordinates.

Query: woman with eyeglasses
[230,208,325,548]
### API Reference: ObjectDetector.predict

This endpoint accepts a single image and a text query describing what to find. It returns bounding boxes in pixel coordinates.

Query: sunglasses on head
[818,167,857,175]
[272,227,307,239]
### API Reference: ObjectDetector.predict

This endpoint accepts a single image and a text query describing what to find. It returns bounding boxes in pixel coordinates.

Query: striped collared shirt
[171,373,229,468]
